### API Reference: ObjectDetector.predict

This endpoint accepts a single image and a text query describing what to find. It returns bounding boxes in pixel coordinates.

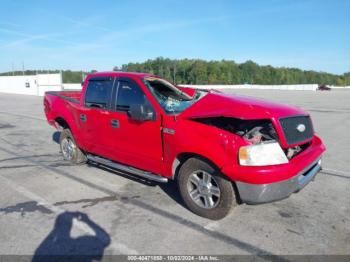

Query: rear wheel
[177,157,235,220]
[59,129,86,164]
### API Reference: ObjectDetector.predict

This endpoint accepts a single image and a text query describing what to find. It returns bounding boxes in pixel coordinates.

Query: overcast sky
[0,0,349,74]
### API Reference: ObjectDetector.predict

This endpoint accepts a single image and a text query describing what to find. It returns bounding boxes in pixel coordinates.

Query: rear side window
[85,79,113,109]
[116,80,147,111]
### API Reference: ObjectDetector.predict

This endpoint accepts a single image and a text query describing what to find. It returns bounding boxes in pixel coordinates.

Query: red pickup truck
[44,72,325,220]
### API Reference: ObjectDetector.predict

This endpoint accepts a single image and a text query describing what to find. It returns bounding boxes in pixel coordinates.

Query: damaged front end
[193,117,278,144]
[193,116,310,166]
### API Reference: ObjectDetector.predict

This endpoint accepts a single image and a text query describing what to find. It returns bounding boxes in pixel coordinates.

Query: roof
[88,71,154,78]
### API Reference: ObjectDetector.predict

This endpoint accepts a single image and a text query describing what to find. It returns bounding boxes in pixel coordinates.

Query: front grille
[279,116,313,145]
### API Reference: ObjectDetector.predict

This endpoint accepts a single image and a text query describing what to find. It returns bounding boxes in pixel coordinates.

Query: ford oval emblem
[296,124,306,132]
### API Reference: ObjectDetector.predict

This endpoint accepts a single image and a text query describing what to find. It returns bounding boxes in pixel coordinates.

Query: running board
[86,154,168,183]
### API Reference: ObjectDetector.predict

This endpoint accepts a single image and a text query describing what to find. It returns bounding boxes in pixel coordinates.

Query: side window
[85,79,113,109]
[116,80,147,111]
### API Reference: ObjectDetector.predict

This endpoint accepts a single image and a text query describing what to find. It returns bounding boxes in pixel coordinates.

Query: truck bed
[45,90,82,104]
[44,90,83,129]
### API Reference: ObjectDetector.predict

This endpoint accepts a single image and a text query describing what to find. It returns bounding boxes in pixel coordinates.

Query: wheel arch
[172,152,221,180]
[172,152,242,203]
[55,116,70,130]
[54,116,82,149]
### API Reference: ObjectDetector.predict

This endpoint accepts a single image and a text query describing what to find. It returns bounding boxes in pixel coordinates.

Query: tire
[177,157,235,220]
[59,129,86,164]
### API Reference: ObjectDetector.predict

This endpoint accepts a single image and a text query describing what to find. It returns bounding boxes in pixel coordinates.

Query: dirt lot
[0,90,349,258]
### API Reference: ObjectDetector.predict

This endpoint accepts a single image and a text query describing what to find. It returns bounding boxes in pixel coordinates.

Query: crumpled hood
[180,92,307,120]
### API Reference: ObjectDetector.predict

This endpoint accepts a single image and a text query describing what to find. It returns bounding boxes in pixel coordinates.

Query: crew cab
[44,72,325,220]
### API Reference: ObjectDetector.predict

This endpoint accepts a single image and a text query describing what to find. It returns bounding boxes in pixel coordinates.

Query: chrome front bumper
[236,158,322,204]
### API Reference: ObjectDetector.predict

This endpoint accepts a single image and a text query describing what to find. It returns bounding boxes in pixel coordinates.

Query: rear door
[77,76,115,155]
[105,77,164,174]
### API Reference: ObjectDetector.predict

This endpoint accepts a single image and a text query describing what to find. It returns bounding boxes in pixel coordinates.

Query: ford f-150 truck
[44,72,325,220]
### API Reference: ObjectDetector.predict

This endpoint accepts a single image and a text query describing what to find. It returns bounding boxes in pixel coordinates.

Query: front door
[105,77,163,175]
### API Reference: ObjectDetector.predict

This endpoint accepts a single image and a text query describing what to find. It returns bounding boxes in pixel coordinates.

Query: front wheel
[59,129,86,164]
[177,157,235,220]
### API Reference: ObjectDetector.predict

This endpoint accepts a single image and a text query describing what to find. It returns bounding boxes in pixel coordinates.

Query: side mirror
[128,104,154,122]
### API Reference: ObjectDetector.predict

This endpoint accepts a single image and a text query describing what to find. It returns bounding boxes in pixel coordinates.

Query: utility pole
[60,70,63,87]
[11,63,14,76]
[173,62,177,84]
[22,61,24,75]
[160,66,163,77]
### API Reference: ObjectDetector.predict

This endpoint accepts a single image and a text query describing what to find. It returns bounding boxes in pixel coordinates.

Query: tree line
[120,58,350,86]
[1,58,349,85]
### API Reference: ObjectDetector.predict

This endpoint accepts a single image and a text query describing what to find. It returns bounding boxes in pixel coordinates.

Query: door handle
[80,114,87,122]
[111,119,120,128]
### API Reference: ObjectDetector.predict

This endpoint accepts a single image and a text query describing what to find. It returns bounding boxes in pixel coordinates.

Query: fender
[162,117,244,179]
[51,100,84,149]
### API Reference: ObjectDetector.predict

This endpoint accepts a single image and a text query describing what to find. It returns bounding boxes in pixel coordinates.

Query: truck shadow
[88,162,157,187]
[32,211,110,262]
[88,162,187,210]
[52,131,187,210]
[157,180,185,208]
